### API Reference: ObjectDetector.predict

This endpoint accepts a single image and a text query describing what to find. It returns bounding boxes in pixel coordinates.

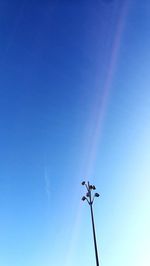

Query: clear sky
[0,0,150,265]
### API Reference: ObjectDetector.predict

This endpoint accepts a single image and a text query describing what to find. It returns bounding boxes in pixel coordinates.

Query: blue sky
[0,0,150,265]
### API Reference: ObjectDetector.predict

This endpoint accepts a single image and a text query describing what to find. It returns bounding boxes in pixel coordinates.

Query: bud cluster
[81,181,99,205]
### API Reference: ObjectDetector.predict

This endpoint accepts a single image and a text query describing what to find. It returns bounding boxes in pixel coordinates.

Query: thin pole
[81,181,100,266]
[88,182,99,266]
[90,203,99,266]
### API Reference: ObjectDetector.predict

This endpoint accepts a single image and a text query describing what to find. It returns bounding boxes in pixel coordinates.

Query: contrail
[82,0,130,179]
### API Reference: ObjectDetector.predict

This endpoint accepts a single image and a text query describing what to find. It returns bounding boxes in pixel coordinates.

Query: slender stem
[90,204,99,266]
[88,182,99,266]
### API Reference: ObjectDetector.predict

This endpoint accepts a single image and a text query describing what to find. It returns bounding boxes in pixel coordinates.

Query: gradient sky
[0,0,150,265]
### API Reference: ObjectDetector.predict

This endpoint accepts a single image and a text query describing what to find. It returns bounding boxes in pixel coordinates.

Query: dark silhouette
[81,181,100,266]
